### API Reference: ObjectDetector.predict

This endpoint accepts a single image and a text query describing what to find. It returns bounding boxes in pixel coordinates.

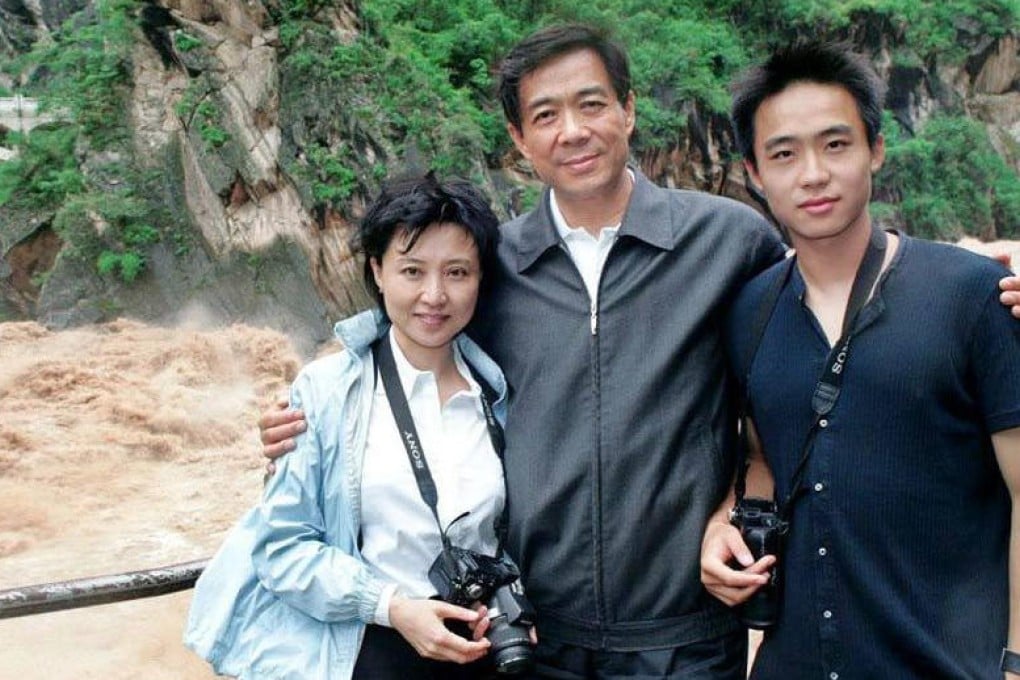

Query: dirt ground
[0,238,1015,679]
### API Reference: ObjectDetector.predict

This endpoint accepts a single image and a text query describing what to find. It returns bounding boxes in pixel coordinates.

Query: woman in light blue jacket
[185,174,514,679]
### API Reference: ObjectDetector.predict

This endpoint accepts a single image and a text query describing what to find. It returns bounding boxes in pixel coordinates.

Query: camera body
[729,497,788,629]
[428,546,535,674]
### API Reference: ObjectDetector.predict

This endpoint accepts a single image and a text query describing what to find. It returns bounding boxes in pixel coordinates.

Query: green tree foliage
[0,1,194,286]
[621,7,747,150]
[53,190,161,283]
[877,0,1017,57]
[21,0,135,148]
[174,78,232,151]
[275,0,523,203]
[876,115,1020,240]
[3,0,1018,266]
[715,0,1018,56]
[304,142,359,204]
[0,127,83,208]
[173,31,203,53]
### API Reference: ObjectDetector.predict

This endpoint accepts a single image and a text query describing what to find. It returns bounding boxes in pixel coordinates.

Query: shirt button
[819,418,829,428]
[823,610,833,619]
[814,482,824,492]
[818,547,827,556]
[830,673,839,680]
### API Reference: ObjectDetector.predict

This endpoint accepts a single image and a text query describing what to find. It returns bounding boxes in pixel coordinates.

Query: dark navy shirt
[726,234,1020,680]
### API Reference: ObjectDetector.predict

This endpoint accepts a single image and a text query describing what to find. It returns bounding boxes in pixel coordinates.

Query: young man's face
[746,81,885,246]
[507,48,635,213]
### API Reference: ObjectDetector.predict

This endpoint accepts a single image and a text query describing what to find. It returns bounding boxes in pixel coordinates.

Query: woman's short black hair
[356,173,501,310]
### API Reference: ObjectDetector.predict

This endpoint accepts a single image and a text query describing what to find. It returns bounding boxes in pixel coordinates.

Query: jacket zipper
[589,241,619,638]
[560,239,611,633]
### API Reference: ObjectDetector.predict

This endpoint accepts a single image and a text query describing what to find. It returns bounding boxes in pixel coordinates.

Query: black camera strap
[735,226,888,520]
[734,256,794,504]
[372,336,507,553]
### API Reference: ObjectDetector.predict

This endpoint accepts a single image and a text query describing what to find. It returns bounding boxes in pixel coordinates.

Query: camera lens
[487,614,533,674]
[740,586,779,629]
[465,582,486,601]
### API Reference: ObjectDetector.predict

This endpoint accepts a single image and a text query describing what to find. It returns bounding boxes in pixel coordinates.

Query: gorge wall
[0,0,1017,354]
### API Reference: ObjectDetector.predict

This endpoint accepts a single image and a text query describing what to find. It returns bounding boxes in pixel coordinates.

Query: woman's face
[370,222,481,370]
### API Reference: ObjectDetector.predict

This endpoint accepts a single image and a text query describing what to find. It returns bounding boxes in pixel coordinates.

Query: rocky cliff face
[660,23,1020,204]
[1,1,1017,353]
[1,0,368,354]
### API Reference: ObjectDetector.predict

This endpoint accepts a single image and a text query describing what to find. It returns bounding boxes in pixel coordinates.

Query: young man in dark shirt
[701,41,1020,680]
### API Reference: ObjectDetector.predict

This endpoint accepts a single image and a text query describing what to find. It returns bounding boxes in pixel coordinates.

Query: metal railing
[0,559,208,619]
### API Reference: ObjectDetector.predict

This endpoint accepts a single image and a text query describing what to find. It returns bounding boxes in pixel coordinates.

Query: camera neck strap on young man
[734,226,888,519]
[372,335,508,555]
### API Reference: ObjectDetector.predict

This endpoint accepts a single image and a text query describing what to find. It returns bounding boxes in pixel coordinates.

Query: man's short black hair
[356,173,500,312]
[498,23,631,132]
[731,41,887,168]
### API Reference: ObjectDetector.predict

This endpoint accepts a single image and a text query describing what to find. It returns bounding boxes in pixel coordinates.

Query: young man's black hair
[730,41,886,168]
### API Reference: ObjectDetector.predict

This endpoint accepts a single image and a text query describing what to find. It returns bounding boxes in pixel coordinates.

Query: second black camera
[729,497,788,629]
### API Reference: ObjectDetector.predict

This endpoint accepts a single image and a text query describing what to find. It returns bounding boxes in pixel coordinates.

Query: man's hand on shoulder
[259,396,306,469]
[1000,275,1020,319]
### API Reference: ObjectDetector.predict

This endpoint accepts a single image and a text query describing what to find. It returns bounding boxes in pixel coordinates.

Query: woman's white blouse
[359,331,505,624]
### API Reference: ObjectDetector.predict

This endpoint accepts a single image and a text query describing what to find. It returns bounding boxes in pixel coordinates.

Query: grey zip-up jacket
[471,170,784,651]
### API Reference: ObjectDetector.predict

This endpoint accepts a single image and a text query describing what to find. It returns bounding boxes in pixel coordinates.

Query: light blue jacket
[184,309,508,680]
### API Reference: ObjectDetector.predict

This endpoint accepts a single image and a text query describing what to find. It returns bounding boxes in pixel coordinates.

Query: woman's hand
[389,595,491,664]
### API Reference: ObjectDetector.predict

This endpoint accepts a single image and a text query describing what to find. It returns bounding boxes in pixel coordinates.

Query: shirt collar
[549,169,632,243]
[515,166,675,273]
[385,330,479,401]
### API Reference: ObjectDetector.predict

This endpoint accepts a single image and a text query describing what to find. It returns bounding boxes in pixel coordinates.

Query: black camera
[729,497,788,629]
[429,546,536,674]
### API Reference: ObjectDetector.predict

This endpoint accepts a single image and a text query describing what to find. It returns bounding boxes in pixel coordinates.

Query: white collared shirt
[360,331,504,625]
[549,169,633,304]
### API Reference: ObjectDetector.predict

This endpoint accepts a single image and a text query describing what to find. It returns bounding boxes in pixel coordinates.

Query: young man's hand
[700,519,775,607]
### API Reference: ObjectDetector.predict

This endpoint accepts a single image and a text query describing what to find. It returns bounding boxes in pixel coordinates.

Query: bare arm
[994,427,1020,677]
[701,418,777,606]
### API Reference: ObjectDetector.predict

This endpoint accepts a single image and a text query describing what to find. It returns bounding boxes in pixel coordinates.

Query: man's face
[746,81,884,246]
[507,48,635,214]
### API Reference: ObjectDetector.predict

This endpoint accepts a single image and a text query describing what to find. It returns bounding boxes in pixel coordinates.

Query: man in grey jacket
[261,24,783,678]
[471,25,783,676]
